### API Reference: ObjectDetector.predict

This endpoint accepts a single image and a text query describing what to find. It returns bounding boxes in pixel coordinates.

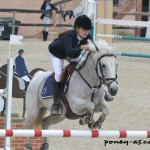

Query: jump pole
[93,0,97,42]
[97,34,150,41]
[0,130,150,138]
[116,52,150,58]
[4,11,23,150]
[97,18,150,27]
[4,58,13,150]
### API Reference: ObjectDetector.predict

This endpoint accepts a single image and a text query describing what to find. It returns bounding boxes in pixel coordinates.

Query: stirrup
[23,91,26,96]
[51,103,62,115]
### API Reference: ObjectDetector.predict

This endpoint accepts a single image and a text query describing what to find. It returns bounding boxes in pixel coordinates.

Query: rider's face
[46,0,51,4]
[20,52,24,56]
[76,27,89,39]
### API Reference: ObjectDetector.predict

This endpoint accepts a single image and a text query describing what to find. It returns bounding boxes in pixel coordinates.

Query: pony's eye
[102,64,105,68]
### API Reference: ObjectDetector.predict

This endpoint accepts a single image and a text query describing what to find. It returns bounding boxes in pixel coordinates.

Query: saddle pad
[41,75,54,99]
[14,76,25,90]
[0,96,4,112]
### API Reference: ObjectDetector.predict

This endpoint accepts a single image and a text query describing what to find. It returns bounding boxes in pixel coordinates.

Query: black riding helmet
[18,49,24,55]
[74,15,92,30]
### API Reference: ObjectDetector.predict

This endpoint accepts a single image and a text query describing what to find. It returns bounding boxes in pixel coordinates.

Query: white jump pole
[4,12,15,149]
[0,130,150,138]
[97,18,150,27]
[4,58,13,150]
[93,0,97,42]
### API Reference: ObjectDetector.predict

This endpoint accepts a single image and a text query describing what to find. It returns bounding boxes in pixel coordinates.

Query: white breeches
[50,54,82,82]
[21,75,30,82]
[43,16,51,32]
[50,54,64,82]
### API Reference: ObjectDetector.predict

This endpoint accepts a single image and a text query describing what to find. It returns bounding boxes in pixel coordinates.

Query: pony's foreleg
[1,97,6,116]
[25,125,32,150]
[25,107,40,150]
[72,100,95,125]
[22,97,26,119]
[89,101,109,129]
[40,115,65,150]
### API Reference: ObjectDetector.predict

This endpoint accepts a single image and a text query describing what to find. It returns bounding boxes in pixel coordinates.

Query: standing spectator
[113,0,119,6]
[40,0,58,41]
[14,49,30,95]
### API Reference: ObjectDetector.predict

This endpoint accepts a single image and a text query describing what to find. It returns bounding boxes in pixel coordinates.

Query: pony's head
[88,39,118,96]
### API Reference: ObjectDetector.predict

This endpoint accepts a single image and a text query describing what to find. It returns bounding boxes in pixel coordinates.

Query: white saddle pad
[0,96,4,112]
[15,76,25,90]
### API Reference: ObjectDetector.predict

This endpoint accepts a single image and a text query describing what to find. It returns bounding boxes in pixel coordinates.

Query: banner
[9,35,23,45]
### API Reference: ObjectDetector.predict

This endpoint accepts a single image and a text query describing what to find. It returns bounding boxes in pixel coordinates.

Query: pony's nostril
[111,88,118,96]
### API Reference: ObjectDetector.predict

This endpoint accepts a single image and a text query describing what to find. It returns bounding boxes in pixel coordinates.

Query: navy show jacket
[49,30,92,59]
[14,56,28,77]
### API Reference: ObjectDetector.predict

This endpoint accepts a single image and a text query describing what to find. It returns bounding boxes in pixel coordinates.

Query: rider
[49,15,92,115]
[49,15,113,115]
[14,49,30,95]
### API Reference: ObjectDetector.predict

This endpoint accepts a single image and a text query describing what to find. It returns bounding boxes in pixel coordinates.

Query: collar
[77,34,83,41]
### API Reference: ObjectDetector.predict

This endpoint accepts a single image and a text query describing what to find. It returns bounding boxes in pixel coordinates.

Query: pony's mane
[32,70,45,78]
[87,39,114,54]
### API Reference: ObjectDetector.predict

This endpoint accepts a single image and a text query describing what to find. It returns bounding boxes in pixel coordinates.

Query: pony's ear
[87,40,96,52]
[95,39,112,52]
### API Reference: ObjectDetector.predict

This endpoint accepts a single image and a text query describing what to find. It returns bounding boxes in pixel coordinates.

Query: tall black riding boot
[51,80,62,115]
[45,32,48,41]
[23,81,30,96]
[42,31,46,41]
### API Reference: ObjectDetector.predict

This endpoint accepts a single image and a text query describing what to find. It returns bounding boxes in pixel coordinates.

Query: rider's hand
[81,45,89,51]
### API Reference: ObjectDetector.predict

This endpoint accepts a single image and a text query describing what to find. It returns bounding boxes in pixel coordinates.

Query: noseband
[95,54,118,87]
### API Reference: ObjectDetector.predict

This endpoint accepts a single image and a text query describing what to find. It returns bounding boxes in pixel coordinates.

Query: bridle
[73,50,118,102]
[95,53,118,88]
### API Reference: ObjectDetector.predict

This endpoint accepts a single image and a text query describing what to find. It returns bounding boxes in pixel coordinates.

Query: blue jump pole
[118,36,150,41]
[116,52,150,58]
[97,34,150,41]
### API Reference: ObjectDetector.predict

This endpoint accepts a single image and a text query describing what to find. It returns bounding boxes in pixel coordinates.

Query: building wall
[0,0,80,38]
[135,0,142,37]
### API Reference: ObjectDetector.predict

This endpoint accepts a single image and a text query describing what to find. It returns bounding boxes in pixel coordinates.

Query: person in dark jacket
[49,15,92,115]
[113,0,119,6]
[40,0,58,41]
[14,49,30,95]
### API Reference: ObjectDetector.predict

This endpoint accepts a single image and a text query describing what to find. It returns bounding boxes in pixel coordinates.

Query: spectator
[14,49,30,95]
[113,0,119,6]
[40,0,58,41]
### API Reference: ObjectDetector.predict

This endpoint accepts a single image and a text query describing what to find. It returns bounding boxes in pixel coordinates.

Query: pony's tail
[32,107,47,129]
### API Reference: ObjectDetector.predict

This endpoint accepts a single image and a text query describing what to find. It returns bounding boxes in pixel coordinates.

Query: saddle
[60,64,82,120]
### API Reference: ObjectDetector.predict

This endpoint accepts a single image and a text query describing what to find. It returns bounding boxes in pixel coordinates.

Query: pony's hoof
[88,122,101,129]
[88,123,96,129]
[25,143,32,150]
[40,143,49,150]
[79,119,84,125]
[79,117,89,125]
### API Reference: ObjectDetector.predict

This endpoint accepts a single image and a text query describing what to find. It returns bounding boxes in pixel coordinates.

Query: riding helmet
[18,49,24,54]
[74,15,92,30]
